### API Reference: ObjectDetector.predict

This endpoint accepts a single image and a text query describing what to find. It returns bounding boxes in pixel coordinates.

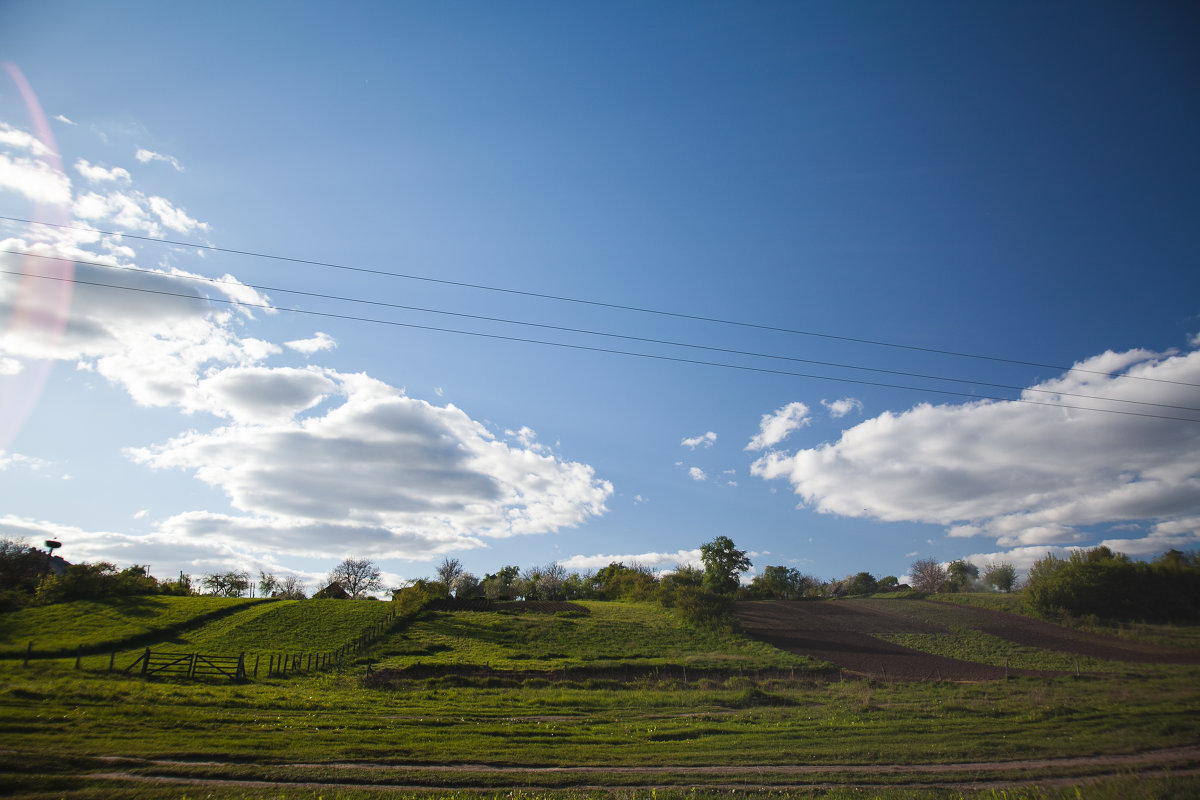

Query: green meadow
[1,595,1198,800]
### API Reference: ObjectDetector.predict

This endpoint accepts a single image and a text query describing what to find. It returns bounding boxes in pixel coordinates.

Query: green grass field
[372,601,828,674]
[0,596,263,656]
[1,595,1198,799]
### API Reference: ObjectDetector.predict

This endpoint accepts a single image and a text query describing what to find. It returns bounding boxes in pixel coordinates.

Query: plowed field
[735,598,1200,681]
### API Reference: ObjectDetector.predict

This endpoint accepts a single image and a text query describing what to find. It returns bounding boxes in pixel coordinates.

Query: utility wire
[9,249,1200,415]
[3,215,1192,388]
[6,265,1199,424]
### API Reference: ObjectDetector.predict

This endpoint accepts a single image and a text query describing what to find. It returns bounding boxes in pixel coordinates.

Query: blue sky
[1,2,1198,593]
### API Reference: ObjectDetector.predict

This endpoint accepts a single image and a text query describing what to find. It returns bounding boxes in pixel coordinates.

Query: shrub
[1025,546,1200,621]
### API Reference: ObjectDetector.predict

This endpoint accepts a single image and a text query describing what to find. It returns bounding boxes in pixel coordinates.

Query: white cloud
[746,401,811,451]
[75,159,130,184]
[133,509,149,520]
[0,451,50,471]
[135,148,184,171]
[822,397,863,418]
[197,366,336,424]
[126,372,613,557]
[285,331,337,354]
[0,356,21,375]
[54,115,77,126]
[561,548,702,571]
[0,123,52,156]
[688,466,707,481]
[74,190,208,236]
[0,154,70,205]
[681,431,717,449]
[751,346,1200,557]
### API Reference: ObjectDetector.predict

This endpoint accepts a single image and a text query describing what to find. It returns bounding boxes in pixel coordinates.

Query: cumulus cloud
[74,190,207,236]
[688,466,707,481]
[681,431,717,449]
[561,548,702,571]
[746,401,811,451]
[0,122,70,205]
[822,397,863,418]
[54,115,77,126]
[751,347,1200,556]
[75,159,130,184]
[285,331,337,354]
[1,116,614,570]
[125,372,612,557]
[197,366,336,424]
[135,148,183,171]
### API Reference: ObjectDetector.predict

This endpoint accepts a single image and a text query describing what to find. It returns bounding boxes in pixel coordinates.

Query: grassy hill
[0,596,397,661]
[0,596,263,656]
[373,601,830,675]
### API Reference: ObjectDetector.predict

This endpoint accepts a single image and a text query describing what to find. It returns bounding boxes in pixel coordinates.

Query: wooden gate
[125,649,246,681]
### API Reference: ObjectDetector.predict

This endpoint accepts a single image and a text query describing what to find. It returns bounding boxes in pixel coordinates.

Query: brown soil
[734,599,1200,680]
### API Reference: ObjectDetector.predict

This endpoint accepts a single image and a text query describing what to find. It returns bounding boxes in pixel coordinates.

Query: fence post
[24,641,32,667]
[253,655,260,678]
[141,647,151,676]
[75,646,82,670]
[237,652,246,681]
[187,653,197,678]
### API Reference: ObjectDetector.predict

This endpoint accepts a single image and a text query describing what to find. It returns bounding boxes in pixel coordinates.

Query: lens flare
[0,63,75,451]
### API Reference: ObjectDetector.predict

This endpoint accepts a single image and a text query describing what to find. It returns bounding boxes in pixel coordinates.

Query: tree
[700,536,751,595]
[909,558,948,593]
[275,575,307,599]
[327,558,383,599]
[945,560,980,593]
[257,571,279,599]
[436,557,464,590]
[0,538,48,610]
[748,566,820,600]
[537,562,567,600]
[481,565,520,600]
[593,562,657,601]
[202,570,250,598]
[847,571,878,596]
[982,560,1017,592]
[453,572,481,599]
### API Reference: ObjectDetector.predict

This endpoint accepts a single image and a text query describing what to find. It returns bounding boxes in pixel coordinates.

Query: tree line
[5,533,1195,623]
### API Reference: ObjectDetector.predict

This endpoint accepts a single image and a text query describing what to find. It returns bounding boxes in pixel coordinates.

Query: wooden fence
[16,605,405,681]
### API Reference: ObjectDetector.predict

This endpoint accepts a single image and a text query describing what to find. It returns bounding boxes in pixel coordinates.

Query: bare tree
[909,558,948,593]
[327,558,383,599]
[436,556,464,590]
[275,575,307,599]
[537,561,567,600]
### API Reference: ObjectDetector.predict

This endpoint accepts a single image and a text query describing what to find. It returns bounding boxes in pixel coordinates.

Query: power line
[10,249,1200,415]
[3,215,1191,388]
[6,265,1199,424]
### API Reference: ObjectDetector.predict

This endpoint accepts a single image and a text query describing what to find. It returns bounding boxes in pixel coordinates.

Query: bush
[673,586,735,630]
[1025,547,1200,621]
[36,562,159,603]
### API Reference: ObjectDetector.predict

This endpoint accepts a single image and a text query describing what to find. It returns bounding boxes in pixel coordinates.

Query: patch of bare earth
[736,600,1027,680]
[920,600,1200,663]
[735,600,1200,680]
